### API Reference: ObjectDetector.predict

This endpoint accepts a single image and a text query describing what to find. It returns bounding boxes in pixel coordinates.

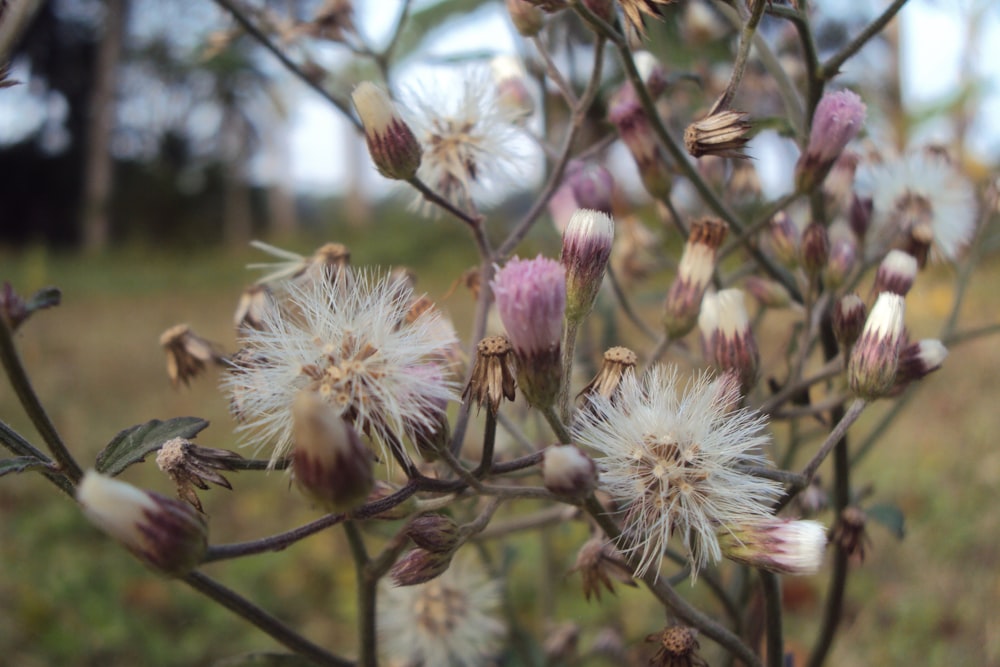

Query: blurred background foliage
[2,0,1000,665]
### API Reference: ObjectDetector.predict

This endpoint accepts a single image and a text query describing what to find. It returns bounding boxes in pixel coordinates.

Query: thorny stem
[211,0,358,128]
[712,0,769,113]
[183,571,352,667]
[761,570,785,667]
[0,313,82,484]
[582,495,763,667]
[343,521,375,667]
[820,0,911,81]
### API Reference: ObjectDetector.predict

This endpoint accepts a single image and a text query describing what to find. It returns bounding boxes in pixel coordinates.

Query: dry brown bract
[156,437,244,511]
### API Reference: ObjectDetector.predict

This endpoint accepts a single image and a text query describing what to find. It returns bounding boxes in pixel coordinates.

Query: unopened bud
[567,162,615,215]
[291,391,373,512]
[406,513,461,553]
[719,518,827,575]
[833,293,867,351]
[543,444,597,497]
[699,289,759,395]
[77,471,207,576]
[893,339,947,391]
[849,194,873,239]
[824,233,857,288]
[562,209,615,323]
[873,249,918,296]
[768,211,800,265]
[352,82,422,180]
[848,292,905,400]
[795,90,866,191]
[608,83,672,199]
[506,0,545,35]
[800,222,830,277]
[390,547,454,586]
[663,217,728,338]
[744,276,792,309]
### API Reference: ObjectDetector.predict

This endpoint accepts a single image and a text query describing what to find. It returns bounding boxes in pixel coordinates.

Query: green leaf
[25,286,62,314]
[866,502,905,540]
[213,653,317,667]
[96,417,209,476]
[0,456,50,477]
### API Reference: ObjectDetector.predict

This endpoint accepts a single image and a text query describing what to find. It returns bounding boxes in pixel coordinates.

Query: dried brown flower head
[570,536,636,602]
[159,324,225,388]
[831,505,870,562]
[578,346,638,403]
[306,0,355,41]
[463,335,517,415]
[619,0,676,38]
[156,437,243,512]
[684,110,752,159]
[646,626,707,667]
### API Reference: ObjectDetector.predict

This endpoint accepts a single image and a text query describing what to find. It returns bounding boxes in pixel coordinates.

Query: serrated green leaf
[867,502,905,540]
[0,456,50,477]
[95,417,209,476]
[213,653,317,667]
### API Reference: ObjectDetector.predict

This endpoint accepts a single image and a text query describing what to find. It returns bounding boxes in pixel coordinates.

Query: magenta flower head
[492,255,566,408]
[608,82,672,199]
[796,90,866,192]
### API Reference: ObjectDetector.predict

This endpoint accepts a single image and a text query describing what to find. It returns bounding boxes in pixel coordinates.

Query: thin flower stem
[559,318,581,424]
[0,315,82,483]
[343,521,376,667]
[761,570,785,667]
[542,405,572,444]
[797,398,865,486]
[406,176,486,235]
[757,356,843,415]
[772,392,848,420]
[718,192,800,261]
[473,505,577,541]
[203,482,418,562]
[438,445,487,492]
[606,264,658,343]
[663,548,743,632]
[849,389,912,467]
[211,0,358,128]
[647,335,673,365]
[738,465,806,487]
[713,0,768,113]
[944,322,1000,346]
[820,0,910,80]
[474,409,498,477]
[450,262,496,455]
[182,571,353,667]
[776,4,823,125]
[582,495,762,667]
[459,496,502,539]
[0,420,74,497]
[531,35,577,107]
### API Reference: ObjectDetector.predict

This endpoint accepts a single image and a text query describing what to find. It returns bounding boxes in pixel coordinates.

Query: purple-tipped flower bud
[718,518,827,575]
[562,209,615,323]
[848,292,905,400]
[406,513,461,553]
[744,276,792,309]
[492,255,566,409]
[824,233,858,288]
[800,222,830,277]
[291,391,374,512]
[796,90,866,191]
[873,249,918,296]
[506,0,545,35]
[352,82,422,180]
[543,444,597,497]
[893,339,947,392]
[390,547,454,586]
[768,211,800,266]
[608,82,672,199]
[663,217,729,338]
[568,162,615,215]
[77,471,207,576]
[849,193,874,240]
[834,293,867,351]
[698,289,759,395]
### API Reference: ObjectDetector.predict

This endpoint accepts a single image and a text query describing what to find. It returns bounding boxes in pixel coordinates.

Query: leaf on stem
[0,456,50,477]
[866,502,905,540]
[96,417,209,476]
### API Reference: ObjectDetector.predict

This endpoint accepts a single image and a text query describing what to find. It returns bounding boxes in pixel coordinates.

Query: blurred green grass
[1,230,999,666]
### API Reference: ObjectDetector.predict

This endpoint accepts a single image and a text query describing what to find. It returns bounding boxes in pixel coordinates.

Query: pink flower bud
[352,82,422,180]
[698,289,759,395]
[848,292,905,400]
[719,518,827,575]
[796,90,866,191]
[873,249,918,296]
[543,444,597,497]
[562,209,614,323]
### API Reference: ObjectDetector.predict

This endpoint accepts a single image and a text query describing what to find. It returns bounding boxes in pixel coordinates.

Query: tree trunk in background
[81,0,128,252]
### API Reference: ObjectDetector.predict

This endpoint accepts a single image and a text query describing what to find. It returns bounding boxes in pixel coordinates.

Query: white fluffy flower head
[225,268,459,467]
[379,557,506,667]
[407,68,527,214]
[573,365,782,577]
[856,148,976,262]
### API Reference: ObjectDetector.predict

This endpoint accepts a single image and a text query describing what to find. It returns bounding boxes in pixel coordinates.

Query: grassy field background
[1,222,998,666]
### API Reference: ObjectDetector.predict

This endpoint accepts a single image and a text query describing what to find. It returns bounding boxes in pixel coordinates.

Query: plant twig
[761,570,785,667]
[344,521,375,667]
[820,0,911,80]
[183,571,353,667]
